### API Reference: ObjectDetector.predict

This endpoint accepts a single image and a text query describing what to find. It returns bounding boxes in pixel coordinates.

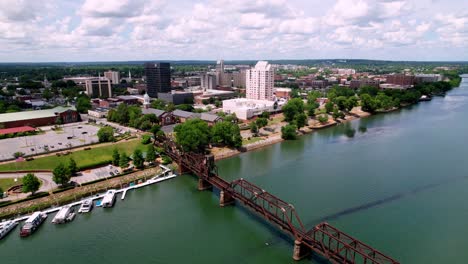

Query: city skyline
[0,0,467,62]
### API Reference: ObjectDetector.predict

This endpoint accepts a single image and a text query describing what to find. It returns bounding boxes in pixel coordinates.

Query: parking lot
[73,164,121,185]
[0,122,100,161]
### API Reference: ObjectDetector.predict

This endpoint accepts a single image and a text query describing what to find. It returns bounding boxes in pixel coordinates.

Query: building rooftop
[142,108,166,117]
[0,126,36,135]
[0,106,76,123]
[254,61,271,71]
[172,109,196,118]
[200,113,220,122]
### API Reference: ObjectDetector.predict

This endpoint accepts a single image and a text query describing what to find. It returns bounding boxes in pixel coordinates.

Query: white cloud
[0,0,466,61]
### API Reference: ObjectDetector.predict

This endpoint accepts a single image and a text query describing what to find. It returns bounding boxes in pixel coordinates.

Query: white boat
[0,220,18,240]
[66,212,76,222]
[52,206,74,224]
[101,189,116,208]
[20,212,47,237]
[78,199,93,213]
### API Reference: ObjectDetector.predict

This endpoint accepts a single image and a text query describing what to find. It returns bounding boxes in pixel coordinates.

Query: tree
[345,96,358,111]
[260,111,270,119]
[250,122,258,136]
[146,144,156,163]
[255,117,268,128]
[307,91,321,105]
[334,96,348,111]
[165,103,176,112]
[150,124,162,139]
[360,94,378,112]
[151,99,166,110]
[119,153,129,168]
[318,114,328,124]
[112,148,120,166]
[133,149,144,169]
[359,86,379,97]
[282,98,304,122]
[53,163,71,186]
[176,104,194,112]
[281,124,297,140]
[76,95,92,113]
[13,152,25,159]
[295,113,308,129]
[332,107,345,120]
[376,93,394,110]
[211,121,242,148]
[174,118,211,153]
[68,158,77,176]
[306,101,319,116]
[42,88,53,101]
[97,126,114,142]
[141,134,152,144]
[325,101,334,113]
[22,173,41,195]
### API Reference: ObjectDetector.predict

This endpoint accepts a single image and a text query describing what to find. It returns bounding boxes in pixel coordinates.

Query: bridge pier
[219,190,235,207]
[292,239,311,261]
[177,163,191,175]
[198,178,213,191]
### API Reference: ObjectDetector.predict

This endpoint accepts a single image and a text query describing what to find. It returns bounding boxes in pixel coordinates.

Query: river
[1,77,468,263]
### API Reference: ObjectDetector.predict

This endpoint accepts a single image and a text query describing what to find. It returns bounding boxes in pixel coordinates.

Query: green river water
[1,77,468,264]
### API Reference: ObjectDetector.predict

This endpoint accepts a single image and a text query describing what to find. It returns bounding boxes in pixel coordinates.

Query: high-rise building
[104,70,120,84]
[200,73,217,90]
[246,61,274,100]
[233,70,246,88]
[145,62,171,98]
[216,60,224,73]
[85,77,113,98]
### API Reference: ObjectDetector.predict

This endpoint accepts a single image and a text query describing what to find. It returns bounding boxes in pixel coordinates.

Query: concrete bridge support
[219,190,235,207]
[198,178,213,191]
[292,239,311,261]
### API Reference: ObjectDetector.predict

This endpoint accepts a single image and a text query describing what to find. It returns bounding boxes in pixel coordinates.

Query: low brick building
[0,106,80,128]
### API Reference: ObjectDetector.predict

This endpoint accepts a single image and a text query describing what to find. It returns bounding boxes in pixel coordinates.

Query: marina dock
[7,165,176,223]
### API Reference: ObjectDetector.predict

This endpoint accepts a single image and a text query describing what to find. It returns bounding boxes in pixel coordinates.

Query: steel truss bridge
[157,138,399,264]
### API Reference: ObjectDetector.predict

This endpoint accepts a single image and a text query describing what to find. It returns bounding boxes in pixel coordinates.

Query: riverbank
[212,106,372,161]
[211,88,456,161]
[0,166,163,220]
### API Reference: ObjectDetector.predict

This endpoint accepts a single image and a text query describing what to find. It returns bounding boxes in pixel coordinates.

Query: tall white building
[246,61,274,100]
[104,70,120,84]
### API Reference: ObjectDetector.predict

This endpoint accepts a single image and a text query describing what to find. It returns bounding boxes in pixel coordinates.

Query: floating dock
[8,165,176,223]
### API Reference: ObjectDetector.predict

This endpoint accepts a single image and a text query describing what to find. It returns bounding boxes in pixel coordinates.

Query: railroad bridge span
[157,138,399,264]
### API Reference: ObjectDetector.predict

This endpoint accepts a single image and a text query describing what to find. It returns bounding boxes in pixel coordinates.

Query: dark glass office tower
[145,62,171,98]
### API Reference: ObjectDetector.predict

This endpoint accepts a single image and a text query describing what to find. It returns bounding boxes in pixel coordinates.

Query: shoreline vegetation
[212,74,462,161]
[0,75,462,215]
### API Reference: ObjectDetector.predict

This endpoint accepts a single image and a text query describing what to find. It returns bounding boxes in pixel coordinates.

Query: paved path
[0,172,58,201]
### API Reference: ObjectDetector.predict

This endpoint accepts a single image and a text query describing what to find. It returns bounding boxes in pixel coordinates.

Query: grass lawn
[0,139,145,172]
[242,137,263,145]
[268,116,285,125]
[0,178,18,191]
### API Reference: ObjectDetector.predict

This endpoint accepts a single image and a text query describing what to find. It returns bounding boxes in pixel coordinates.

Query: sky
[0,0,467,62]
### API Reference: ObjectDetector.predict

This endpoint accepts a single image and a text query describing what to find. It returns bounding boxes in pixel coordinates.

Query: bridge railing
[156,137,400,264]
[230,179,306,239]
[305,223,400,264]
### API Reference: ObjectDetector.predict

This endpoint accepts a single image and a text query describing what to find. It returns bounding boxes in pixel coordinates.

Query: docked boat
[419,95,432,101]
[52,206,75,224]
[66,211,76,222]
[78,199,93,213]
[20,212,47,237]
[101,189,116,208]
[0,220,18,240]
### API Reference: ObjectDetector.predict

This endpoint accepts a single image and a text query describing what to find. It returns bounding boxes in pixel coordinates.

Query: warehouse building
[0,106,81,128]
